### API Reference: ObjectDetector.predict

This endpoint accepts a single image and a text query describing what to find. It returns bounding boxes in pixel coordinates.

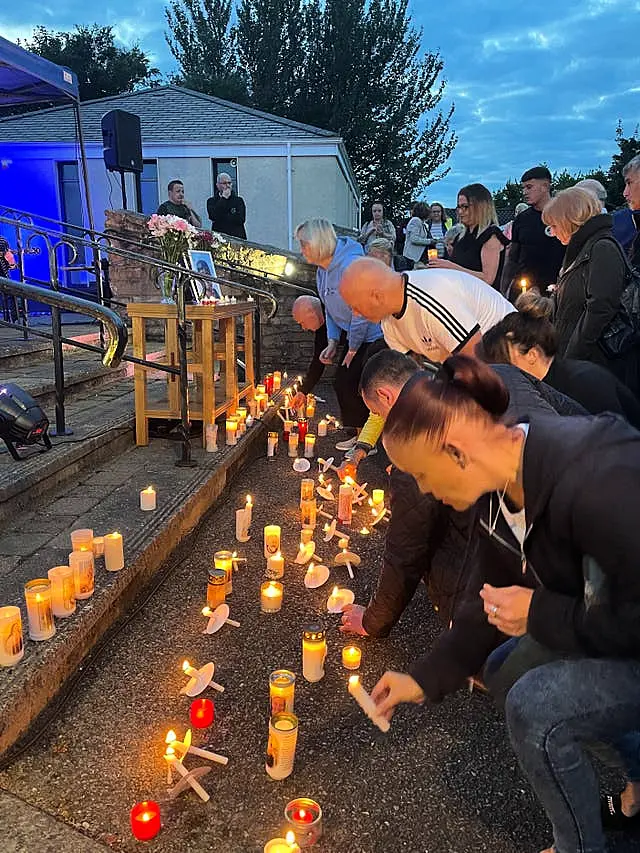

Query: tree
[165,0,249,103]
[493,180,523,212]
[607,121,640,208]
[235,0,456,215]
[24,25,160,101]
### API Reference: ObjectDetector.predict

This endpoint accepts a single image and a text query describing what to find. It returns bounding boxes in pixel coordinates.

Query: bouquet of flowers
[147,214,199,301]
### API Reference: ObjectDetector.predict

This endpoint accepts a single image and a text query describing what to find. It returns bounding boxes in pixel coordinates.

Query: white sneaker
[335,436,358,451]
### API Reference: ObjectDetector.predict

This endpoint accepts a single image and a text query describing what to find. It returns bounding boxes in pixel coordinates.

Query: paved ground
[0,386,638,853]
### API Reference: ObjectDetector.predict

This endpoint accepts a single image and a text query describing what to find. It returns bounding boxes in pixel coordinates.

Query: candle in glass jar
[305,399,315,418]
[130,801,161,842]
[24,579,55,641]
[372,488,385,509]
[140,485,156,511]
[283,419,293,442]
[297,418,308,443]
[269,669,296,715]
[261,581,283,613]
[427,247,438,261]
[214,550,234,595]
[304,434,316,458]
[92,536,104,557]
[284,799,323,847]
[288,431,298,457]
[342,644,362,670]
[302,624,326,682]
[70,528,94,551]
[47,565,76,618]
[273,370,282,391]
[256,383,266,396]
[266,551,284,580]
[317,419,328,437]
[267,431,278,458]
[338,483,353,525]
[226,418,238,446]
[264,525,281,558]
[207,568,227,609]
[0,606,24,667]
[69,548,95,597]
[266,712,299,781]
[236,508,250,543]
[300,478,315,505]
[104,532,124,572]
[300,499,316,529]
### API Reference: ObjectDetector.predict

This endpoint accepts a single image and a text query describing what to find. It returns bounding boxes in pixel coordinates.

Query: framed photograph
[186,249,222,300]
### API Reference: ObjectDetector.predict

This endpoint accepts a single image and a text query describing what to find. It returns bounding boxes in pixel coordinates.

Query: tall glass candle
[273,371,282,391]
[214,550,234,595]
[24,579,55,641]
[266,551,284,580]
[302,624,326,682]
[297,418,308,444]
[261,581,283,613]
[48,565,76,617]
[207,568,227,609]
[266,712,298,780]
[267,431,278,458]
[0,606,24,666]
[69,549,95,598]
[226,418,238,446]
[265,374,274,396]
[300,499,316,529]
[337,483,353,525]
[264,525,281,558]
[104,532,124,572]
[300,478,315,505]
[235,507,250,542]
[288,431,298,458]
[269,669,296,715]
[283,420,293,442]
[318,419,327,437]
[304,434,316,458]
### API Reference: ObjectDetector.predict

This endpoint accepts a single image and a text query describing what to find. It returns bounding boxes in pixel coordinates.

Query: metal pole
[47,241,72,436]
[174,275,196,467]
[254,304,261,381]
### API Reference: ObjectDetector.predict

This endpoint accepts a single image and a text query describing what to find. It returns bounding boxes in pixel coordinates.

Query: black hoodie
[207,192,247,240]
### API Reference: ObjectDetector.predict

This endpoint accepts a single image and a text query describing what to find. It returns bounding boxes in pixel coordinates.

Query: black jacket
[553,214,627,366]
[207,192,247,240]
[299,323,328,395]
[410,412,640,702]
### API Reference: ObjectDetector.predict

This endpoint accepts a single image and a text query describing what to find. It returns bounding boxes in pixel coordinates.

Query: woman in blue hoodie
[295,218,384,448]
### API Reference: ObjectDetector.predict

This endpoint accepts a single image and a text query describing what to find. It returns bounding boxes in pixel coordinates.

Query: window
[136,160,159,215]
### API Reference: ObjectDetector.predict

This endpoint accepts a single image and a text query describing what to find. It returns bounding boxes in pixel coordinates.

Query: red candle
[130,801,161,841]
[190,697,215,728]
[265,374,274,396]
[297,418,308,444]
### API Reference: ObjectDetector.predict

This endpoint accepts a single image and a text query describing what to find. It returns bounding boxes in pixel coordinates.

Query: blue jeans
[505,658,640,853]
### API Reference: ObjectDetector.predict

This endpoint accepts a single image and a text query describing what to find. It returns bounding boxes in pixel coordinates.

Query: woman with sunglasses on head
[371,355,640,853]
[429,183,509,290]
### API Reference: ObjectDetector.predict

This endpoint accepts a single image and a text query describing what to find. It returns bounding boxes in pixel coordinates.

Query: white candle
[0,606,24,667]
[267,431,278,457]
[337,483,353,525]
[264,835,299,853]
[24,579,56,642]
[140,486,156,511]
[69,549,95,598]
[205,423,218,452]
[164,747,210,802]
[236,508,250,543]
[261,581,283,613]
[317,419,328,437]
[288,432,298,458]
[302,625,326,682]
[226,419,238,446]
[304,434,316,458]
[264,525,281,558]
[170,731,229,766]
[48,565,76,617]
[266,551,284,579]
[348,675,390,732]
[104,532,124,572]
[244,495,253,525]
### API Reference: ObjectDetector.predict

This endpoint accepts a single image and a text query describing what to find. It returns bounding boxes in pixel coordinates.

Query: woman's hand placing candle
[371,671,425,720]
[340,604,369,636]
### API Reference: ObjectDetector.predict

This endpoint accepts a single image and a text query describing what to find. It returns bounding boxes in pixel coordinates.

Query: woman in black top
[429,183,509,289]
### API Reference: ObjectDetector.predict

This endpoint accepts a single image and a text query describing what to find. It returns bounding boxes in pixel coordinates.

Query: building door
[211,159,238,194]
[136,160,159,215]
[57,161,92,295]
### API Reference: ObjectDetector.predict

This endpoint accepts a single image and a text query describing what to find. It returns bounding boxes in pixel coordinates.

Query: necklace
[488,481,510,537]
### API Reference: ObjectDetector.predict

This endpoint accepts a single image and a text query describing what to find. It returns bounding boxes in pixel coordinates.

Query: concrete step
[0,402,281,759]
[0,325,101,370]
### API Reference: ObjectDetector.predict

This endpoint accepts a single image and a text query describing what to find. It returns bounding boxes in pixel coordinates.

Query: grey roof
[0,84,338,143]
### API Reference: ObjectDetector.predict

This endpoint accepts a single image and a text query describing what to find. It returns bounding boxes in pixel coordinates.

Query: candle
[372,488,385,509]
[244,494,253,525]
[300,478,315,505]
[214,550,234,595]
[284,798,323,847]
[266,551,284,580]
[164,746,210,802]
[317,419,327,437]
[189,698,215,728]
[348,675,390,732]
[261,581,283,613]
[337,536,349,550]
[267,431,278,458]
[140,485,157,511]
[297,418,308,443]
[24,579,55,641]
[0,606,24,667]
[300,499,316,529]
[70,528,93,551]
[302,624,326,682]
[236,407,248,434]
[273,371,282,391]
[130,801,161,842]
[327,585,355,613]
[92,536,104,557]
[235,508,250,543]
[360,526,370,535]
[205,423,218,452]
[47,565,76,618]
[265,374,274,396]
[337,483,353,525]
[264,525,281,558]
[248,397,258,418]
[264,835,299,853]
[304,434,316,458]
[300,528,314,545]
[256,383,266,396]
[69,549,95,598]
[182,659,224,693]
[104,532,124,572]
[283,419,293,442]
[305,399,315,419]
[342,645,362,670]
[269,669,296,715]
[206,568,226,609]
[288,431,298,458]
[266,712,299,780]
[520,277,528,293]
[226,418,238,446]
[428,247,438,261]
[170,729,228,765]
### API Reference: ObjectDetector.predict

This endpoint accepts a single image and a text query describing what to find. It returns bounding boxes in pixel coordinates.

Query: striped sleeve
[407,282,479,356]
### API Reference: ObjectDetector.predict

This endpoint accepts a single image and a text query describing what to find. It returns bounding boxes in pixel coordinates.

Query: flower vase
[161,272,175,304]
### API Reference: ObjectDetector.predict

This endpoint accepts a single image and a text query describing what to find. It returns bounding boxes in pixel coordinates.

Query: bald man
[291,296,329,405]
[340,257,514,364]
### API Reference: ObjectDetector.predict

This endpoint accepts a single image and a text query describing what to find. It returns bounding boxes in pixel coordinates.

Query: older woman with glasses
[429,183,509,289]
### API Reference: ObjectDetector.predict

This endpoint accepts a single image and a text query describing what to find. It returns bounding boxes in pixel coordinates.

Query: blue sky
[2,0,638,206]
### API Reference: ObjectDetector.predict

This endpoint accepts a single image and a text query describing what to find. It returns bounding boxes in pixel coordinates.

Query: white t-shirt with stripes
[382,269,515,363]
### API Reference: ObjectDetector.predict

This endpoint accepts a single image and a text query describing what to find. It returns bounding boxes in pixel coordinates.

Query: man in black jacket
[206,173,247,240]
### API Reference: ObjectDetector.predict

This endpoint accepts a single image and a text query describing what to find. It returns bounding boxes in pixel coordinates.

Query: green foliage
[24,25,160,100]
[493,180,523,211]
[607,121,640,208]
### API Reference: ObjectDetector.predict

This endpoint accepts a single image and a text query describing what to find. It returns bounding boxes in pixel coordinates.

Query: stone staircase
[0,324,278,759]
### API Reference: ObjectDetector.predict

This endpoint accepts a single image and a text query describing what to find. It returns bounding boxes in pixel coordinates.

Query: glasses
[219,180,232,186]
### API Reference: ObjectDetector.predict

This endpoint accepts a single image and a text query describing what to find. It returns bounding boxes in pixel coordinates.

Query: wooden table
[127,301,256,447]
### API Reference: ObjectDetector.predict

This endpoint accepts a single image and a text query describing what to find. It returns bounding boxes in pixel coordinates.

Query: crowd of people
[291,155,640,853]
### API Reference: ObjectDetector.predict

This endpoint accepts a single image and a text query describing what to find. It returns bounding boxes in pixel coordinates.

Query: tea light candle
[317,419,328,437]
[140,485,157,511]
[337,483,353,525]
[0,606,24,667]
[348,675,390,732]
[288,431,298,458]
[24,579,56,641]
[226,418,238,446]
[284,799,323,847]
[70,528,94,551]
[304,434,316,458]
[266,551,284,580]
[189,698,215,728]
[130,800,161,842]
[264,834,299,853]
[264,525,281,558]
[372,488,385,509]
[342,644,362,670]
[47,565,76,617]
[261,581,283,613]
[104,532,124,572]
[69,549,95,598]
[92,536,104,557]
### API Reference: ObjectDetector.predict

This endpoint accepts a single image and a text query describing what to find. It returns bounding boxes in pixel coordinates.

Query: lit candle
[264,525,281,558]
[269,669,296,715]
[284,799,323,847]
[300,478,315,505]
[214,550,234,595]
[130,801,161,842]
[104,532,124,572]
[163,746,210,802]
[140,485,157,511]
[337,483,353,525]
[348,675,390,732]
[428,247,438,261]
[273,370,282,391]
[69,548,95,598]
[92,536,104,557]
[302,624,326,682]
[266,712,299,780]
[244,494,253,525]
[47,565,76,618]
[266,551,284,580]
[70,528,94,551]
[317,419,328,437]
[288,431,298,458]
[372,488,385,509]
[264,834,300,853]
[305,399,315,419]
[304,434,316,458]
[226,418,238,446]
[297,418,308,443]
[169,728,228,765]
[264,374,274,396]
[300,499,316,529]
[0,606,24,667]
[236,508,250,543]
[24,579,55,641]
[360,526,370,535]
[327,585,355,613]
[190,697,215,728]
[520,277,528,293]
[261,581,283,613]
[300,528,314,545]
[267,431,278,458]
[256,383,266,395]
[342,645,362,670]
[337,536,349,550]
[182,659,224,693]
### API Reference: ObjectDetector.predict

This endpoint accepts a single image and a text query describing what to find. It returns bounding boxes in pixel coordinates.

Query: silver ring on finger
[491,605,498,616]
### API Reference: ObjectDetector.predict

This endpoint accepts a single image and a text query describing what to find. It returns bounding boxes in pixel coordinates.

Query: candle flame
[323,523,329,532]
[145,486,153,493]
[165,730,176,743]
[349,646,357,654]
[166,745,176,757]
[368,498,373,506]
[345,476,354,485]
[232,550,238,559]
[182,660,190,672]
[308,563,314,572]
[360,526,370,535]
[246,494,252,505]
[286,831,296,844]
[202,607,212,617]
[349,675,359,685]
[332,585,339,595]
[141,812,152,822]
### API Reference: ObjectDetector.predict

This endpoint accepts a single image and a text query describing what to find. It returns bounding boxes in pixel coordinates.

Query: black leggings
[334,337,387,429]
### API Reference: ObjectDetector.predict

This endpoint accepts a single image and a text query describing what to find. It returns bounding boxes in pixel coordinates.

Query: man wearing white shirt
[340,257,514,363]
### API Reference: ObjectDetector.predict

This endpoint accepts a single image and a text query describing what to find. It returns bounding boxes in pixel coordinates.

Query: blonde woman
[430,183,508,289]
